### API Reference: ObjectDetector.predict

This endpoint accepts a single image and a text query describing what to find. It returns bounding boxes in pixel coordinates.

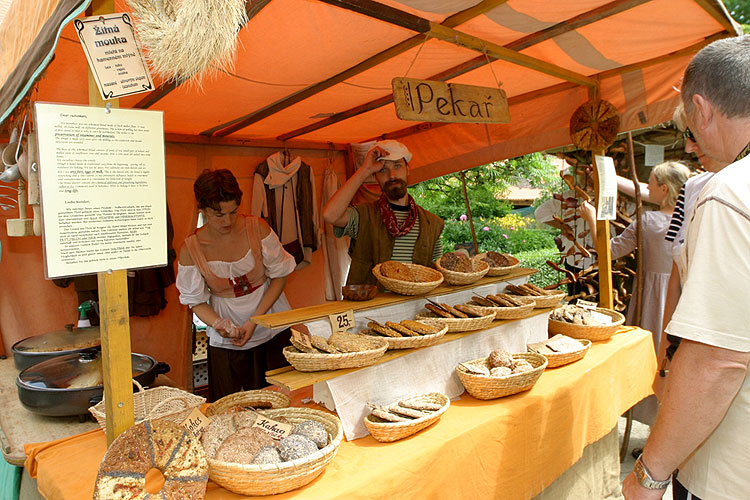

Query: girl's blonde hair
[652,161,691,208]
[672,101,687,131]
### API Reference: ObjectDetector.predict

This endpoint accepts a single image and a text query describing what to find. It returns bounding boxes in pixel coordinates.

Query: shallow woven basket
[548,308,625,341]
[455,352,547,400]
[532,339,592,368]
[476,252,520,277]
[467,298,535,320]
[283,340,388,372]
[434,256,490,285]
[364,392,450,442]
[206,390,291,416]
[208,407,343,496]
[507,290,566,309]
[372,263,444,296]
[415,311,495,333]
[362,324,449,350]
[89,382,205,429]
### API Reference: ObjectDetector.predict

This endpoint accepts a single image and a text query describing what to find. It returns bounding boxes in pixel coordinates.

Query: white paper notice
[35,103,166,279]
[644,144,665,167]
[594,155,618,221]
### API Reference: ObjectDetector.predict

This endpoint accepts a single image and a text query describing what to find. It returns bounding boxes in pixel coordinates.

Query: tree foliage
[723,0,750,22]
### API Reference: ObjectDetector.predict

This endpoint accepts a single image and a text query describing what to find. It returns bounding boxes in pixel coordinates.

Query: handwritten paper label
[291,328,313,349]
[329,310,355,333]
[576,299,598,310]
[594,155,618,221]
[253,414,293,441]
[180,407,210,439]
[590,310,614,325]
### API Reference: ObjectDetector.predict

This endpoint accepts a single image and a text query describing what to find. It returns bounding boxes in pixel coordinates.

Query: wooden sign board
[392,77,510,124]
[75,13,154,100]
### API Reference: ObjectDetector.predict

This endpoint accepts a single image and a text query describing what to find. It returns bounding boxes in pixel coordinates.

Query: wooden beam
[317,0,430,33]
[133,0,273,109]
[164,132,348,150]
[202,0,510,136]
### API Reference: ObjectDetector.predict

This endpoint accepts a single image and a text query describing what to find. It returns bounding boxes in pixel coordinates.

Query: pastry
[215,427,275,464]
[387,404,429,419]
[252,446,282,465]
[453,304,485,317]
[368,404,411,422]
[512,359,534,373]
[488,349,514,369]
[490,366,513,377]
[310,335,340,353]
[440,303,468,318]
[329,331,383,352]
[440,252,474,272]
[470,295,495,307]
[368,321,402,337]
[399,320,440,334]
[398,398,442,411]
[424,303,454,318]
[278,434,319,461]
[291,420,329,449]
[385,321,420,337]
[380,260,414,281]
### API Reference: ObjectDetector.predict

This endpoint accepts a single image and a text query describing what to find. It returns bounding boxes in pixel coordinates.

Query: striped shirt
[664,185,686,242]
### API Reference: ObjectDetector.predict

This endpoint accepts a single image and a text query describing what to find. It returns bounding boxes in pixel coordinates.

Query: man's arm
[322,146,385,227]
[622,339,750,499]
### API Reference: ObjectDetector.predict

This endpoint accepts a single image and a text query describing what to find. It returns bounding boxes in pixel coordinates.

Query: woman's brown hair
[193,169,243,210]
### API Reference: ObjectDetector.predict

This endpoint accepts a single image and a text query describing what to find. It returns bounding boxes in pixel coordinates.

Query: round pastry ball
[252,446,282,465]
[512,359,534,373]
[278,434,318,461]
[490,366,512,378]
[291,420,328,449]
[488,350,514,369]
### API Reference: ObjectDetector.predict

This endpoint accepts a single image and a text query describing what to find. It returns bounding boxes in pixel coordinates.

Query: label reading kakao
[180,407,211,439]
[253,413,293,440]
[329,309,355,333]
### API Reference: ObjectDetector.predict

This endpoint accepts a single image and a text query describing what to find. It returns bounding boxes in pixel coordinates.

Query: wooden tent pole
[460,171,479,255]
[88,0,134,445]
[592,155,614,309]
[627,131,644,325]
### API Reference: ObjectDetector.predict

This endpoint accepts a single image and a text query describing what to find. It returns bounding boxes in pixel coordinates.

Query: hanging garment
[252,152,318,270]
[320,165,351,301]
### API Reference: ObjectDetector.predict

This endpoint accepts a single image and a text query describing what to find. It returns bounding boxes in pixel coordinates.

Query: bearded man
[322,140,444,285]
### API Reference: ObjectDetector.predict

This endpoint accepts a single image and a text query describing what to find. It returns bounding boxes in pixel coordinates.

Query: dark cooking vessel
[16,348,170,417]
[12,325,101,371]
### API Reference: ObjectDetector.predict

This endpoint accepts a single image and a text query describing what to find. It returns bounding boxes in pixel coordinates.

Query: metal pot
[11,325,101,371]
[15,348,170,417]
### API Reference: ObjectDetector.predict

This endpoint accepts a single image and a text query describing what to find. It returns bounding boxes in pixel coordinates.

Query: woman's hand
[212,317,241,339]
[231,321,257,347]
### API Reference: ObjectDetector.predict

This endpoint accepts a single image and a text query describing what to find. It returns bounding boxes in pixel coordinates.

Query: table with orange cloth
[25,327,655,500]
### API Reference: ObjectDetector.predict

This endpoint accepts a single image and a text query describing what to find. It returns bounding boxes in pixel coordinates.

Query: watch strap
[634,454,671,490]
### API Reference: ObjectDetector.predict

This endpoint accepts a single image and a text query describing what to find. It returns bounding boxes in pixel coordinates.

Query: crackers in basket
[462,349,534,378]
[480,251,517,268]
[380,260,417,282]
[440,252,474,272]
[424,301,485,318]
[469,293,526,308]
[366,394,445,424]
[289,331,384,354]
[505,282,548,297]
[549,304,606,326]
[362,319,441,338]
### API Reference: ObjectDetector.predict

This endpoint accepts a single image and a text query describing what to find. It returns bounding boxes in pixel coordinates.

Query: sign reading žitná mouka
[392,77,510,124]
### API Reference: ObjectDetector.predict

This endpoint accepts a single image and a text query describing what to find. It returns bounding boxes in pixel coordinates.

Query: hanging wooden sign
[392,77,510,124]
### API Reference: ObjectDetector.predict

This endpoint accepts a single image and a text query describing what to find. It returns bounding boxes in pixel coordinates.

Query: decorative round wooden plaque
[569,99,620,152]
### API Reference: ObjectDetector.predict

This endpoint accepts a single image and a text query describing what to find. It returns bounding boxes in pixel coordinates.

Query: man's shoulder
[700,156,750,204]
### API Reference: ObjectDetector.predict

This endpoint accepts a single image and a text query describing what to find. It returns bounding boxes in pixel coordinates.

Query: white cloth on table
[176,232,296,350]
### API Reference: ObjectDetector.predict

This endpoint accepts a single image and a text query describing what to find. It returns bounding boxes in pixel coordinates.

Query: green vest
[346,202,444,286]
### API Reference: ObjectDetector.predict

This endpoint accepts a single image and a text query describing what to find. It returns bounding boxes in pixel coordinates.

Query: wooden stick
[626,131,644,326]
[460,171,478,255]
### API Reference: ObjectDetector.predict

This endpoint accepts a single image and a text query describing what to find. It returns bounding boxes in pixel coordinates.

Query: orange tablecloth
[25,327,655,500]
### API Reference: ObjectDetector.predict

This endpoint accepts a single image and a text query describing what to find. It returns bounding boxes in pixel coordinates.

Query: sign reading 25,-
[328,310,356,333]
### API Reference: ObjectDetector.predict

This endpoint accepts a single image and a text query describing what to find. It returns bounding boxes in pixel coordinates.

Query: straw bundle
[126,0,248,84]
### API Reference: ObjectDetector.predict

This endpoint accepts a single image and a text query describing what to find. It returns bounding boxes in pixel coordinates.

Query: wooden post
[627,131,644,325]
[88,0,134,445]
[592,156,614,309]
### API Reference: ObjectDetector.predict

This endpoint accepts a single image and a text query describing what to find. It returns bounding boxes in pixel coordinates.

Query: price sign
[329,309,356,333]
[291,328,313,349]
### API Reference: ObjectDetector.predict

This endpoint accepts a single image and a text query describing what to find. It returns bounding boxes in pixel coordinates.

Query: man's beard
[383,179,407,200]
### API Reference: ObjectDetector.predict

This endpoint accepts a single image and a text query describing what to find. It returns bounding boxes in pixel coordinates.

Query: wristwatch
[633,454,671,490]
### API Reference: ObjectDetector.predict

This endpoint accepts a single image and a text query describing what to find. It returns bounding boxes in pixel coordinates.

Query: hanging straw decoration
[126,0,248,85]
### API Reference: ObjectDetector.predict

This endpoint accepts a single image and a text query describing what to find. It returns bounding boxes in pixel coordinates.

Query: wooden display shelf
[252,267,536,329]
[265,307,552,392]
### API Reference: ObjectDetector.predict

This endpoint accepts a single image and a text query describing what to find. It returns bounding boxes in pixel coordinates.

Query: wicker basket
[208,407,343,496]
[283,340,388,372]
[206,390,291,416]
[532,339,591,368]
[455,352,547,400]
[548,308,625,341]
[363,324,449,350]
[475,252,520,276]
[466,298,535,320]
[372,263,443,296]
[88,381,205,429]
[364,392,450,442]
[507,290,566,309]
[434,256,489,285]
[415,311,495,333]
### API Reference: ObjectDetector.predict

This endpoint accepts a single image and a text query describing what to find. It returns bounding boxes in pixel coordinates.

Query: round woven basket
[89,382,205,430]
[535,339,591,368]
[475,252,520,276]
[547,308,625,341]
[415,311,495,333]
[206,390,291,416]
[372,263,443,296]
[507,290,566,309]
[364,392,450,442]
[283,340,388,372]
[362,324,449,350]
[208,407,343,496]
[466,298,535,320]
[434,256,489,285]
[455,352,547,400]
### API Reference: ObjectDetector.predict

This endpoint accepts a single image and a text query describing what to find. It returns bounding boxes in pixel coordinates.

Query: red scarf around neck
[378,193,418,237]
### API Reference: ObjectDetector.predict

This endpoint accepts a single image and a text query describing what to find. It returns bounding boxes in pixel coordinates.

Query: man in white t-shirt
[622,35,750,500]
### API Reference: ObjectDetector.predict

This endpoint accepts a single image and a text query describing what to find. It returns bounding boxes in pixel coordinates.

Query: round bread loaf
[93,419,208,500]
[292,420,328,448]
[278,434,318,461]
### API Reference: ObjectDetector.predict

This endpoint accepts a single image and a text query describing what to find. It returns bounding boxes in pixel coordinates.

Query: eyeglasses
[682,127,696,143]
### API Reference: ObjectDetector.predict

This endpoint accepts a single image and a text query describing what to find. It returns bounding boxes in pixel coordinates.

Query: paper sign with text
[291,328,313,349]
[253,413,293,440]
[576,299,598,310]
[75,14,153,100]
[180,407,211,439]
[329,310,355,333]
[594,155,618,221]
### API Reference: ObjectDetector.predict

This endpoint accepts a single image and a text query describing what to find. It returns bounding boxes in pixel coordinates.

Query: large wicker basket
[364,392,450,442]
[466,298,535,320]
[531,339,591,368]
[434,256,489,285]
[507,289,566,309]
[548,308,625,341]
[476,252,520,276]
[88,382,205,429]
[362,324,449,350]
[415,310,495,333]
[372,263,443,296]
[208,407,343,496]
[206,390,291,416]
[283,340,388,372]
[455,352,547,400]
